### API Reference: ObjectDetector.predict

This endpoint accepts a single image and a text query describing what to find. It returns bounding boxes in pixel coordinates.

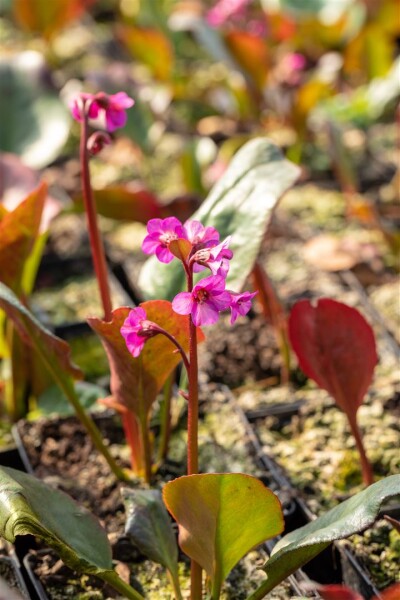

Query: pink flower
[101,92,135,132]
[191,236,233,277]
[142,217,187,264]
[70,91,134,132]
[183,220,219,248]
[121,307,161,357]
[229,290,257,324]
[172,275,231,326]
[206,0,251,27]
[121,307,148,357]
[70,93,100,122]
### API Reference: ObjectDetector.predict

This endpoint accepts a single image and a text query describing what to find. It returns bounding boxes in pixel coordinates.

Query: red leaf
[88,301,204,417]
[317,584,363,600]
[0,182,46,294]
[288,299,377,416]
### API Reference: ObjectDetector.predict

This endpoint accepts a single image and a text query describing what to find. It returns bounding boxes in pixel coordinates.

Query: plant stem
[139,412,152,485]
[99,570,145,600]
[348,415,374,486]
[158,372,174,463]
[121,411,144,475]
[186,271,202,600]
[80,104,112,321]
[168,569,184,600]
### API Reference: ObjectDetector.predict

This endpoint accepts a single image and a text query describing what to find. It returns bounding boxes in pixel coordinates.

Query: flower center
[159,232,178,247]
[195,289,209,303]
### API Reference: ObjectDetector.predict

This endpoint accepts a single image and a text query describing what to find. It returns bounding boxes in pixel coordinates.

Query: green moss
[334,450,363,491]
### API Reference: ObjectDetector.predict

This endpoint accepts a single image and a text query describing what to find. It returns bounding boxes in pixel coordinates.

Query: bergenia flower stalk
[71,90,134,321]
[172,275,232,326]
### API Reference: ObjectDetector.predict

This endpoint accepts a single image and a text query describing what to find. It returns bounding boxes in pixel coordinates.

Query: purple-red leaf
[88,301,204,417]
[288,298,377,416]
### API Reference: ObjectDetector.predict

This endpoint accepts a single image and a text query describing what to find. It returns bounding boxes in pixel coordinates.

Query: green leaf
[35,381,107,417]
[163,473,284,599]
[0,55,70,168]
[123,488,180,594]
[248,475,400,599]
[0,466,112,574]
[139,138,300,300]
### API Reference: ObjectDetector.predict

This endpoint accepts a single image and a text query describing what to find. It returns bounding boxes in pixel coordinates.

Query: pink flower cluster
[70,91,134,132]
[121,217,257,358]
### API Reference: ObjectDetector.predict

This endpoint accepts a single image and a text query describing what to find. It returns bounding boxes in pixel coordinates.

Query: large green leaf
[163,473,284,599]
[139,138,300,300]
[0,54,70,168]
[248,475,400,599]
[0,466,112,574]
[123,488,181,597]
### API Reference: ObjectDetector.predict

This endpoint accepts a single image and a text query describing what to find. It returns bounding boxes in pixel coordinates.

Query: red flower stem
[348,414,374,486]
[154,328,190,375]
[186,270,202,600]
[80,103,113,321]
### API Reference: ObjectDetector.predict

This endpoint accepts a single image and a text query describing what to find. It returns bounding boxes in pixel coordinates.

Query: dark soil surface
[16,387,301,599]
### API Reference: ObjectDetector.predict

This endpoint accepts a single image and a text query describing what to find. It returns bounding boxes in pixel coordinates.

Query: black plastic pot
[233,396,385,599]
[0,553,30,599]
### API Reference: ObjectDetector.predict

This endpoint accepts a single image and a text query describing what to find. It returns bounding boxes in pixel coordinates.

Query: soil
[16,386,302,599]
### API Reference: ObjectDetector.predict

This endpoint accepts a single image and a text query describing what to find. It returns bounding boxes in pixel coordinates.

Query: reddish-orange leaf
[13,0,95,39]
[0,182,46,294]
[375,584,400,600]
[288,299,377,416]
[224,31,269,89]
[316,584,363,600]
[117,25,174,81]
[88,301,204,416]
[0,282,82,381]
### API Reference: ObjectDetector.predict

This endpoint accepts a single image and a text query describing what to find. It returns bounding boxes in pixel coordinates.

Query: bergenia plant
[288,298,378,486]
[119,215,256,596]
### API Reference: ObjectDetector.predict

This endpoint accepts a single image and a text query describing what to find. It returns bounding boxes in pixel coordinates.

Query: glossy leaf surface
[163,473,283,598]
[123,489,179,582]
[0,466,112,574]
[288,298,378,415]
[74,185,162,223]
[139,138,300,300]
[249,475,400,599]
[0,182,46,294]
[88,301,204,415]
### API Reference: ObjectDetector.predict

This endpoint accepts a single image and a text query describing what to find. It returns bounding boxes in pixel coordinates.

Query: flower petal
[172,292,193,315]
